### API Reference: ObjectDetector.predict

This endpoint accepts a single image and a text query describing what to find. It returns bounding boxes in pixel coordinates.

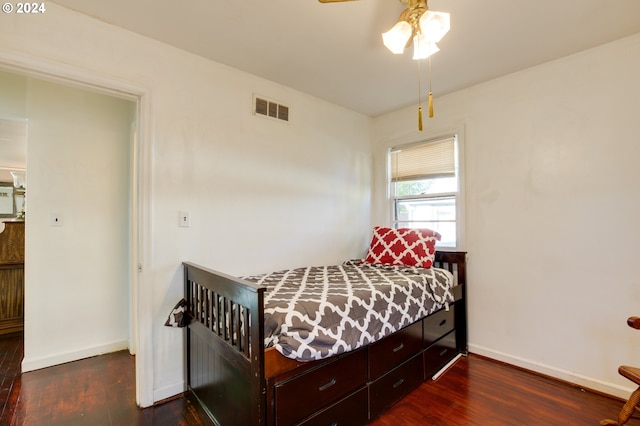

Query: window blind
[391,137,455,182]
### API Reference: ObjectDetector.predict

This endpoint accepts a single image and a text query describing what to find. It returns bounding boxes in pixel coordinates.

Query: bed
[181,228,467,425]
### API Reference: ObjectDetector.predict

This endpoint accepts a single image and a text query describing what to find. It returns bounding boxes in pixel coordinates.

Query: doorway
[0,67,145,400]
[0,117,26,336]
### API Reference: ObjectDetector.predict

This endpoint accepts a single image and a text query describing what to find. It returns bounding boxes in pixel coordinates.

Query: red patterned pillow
[364,226,441,269]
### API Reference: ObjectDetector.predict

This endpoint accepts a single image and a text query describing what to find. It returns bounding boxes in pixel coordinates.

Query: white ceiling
[43,0,640,117]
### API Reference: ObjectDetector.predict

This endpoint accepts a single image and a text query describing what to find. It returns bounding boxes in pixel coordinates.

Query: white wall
[26,77,134,371]
[0,3,373,404]
[373,33,640,398]
[0,70,27,116]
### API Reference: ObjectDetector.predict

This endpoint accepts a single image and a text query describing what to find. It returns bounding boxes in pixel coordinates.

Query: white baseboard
[153,380,186,404]
[21,339,129,372]
[469,343,634,400]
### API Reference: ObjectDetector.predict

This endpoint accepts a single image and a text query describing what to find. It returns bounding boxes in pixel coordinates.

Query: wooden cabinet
[0,220,25,335]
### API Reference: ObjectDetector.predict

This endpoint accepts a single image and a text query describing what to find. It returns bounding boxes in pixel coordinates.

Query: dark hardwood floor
[0,332,205,425]
[1,331,637,425]
[370,356,640,426]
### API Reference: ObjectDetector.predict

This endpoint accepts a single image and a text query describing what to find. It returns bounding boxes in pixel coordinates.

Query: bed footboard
[183,262,266,426]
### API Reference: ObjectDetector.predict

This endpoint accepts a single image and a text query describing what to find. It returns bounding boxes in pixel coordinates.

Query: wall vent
[254,96,289,123]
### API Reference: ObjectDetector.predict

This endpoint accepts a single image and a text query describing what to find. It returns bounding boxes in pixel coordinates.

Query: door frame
[0,50,154,407]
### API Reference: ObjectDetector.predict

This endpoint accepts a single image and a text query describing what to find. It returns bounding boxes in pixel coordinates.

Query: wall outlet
[179,210,191,228]
[50,213,64,227]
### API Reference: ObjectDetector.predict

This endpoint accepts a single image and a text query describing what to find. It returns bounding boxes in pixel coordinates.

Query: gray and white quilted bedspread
[243,260,454,361]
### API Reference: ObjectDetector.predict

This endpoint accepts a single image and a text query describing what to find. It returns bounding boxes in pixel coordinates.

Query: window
[390,135,462,248]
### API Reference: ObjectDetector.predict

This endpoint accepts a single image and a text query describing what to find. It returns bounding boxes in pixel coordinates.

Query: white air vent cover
[254,95,289,122]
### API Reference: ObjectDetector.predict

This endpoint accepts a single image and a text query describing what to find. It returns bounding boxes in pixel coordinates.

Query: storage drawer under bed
[298,386,368,426]
[423,305,455,348]
[274,348,367,426]
[368,353,424,420]
[368,320,422,380]
[423,329,457,380]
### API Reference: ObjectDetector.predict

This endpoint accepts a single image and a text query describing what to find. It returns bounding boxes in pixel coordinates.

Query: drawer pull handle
[393,378,405,389]
[439,348,448,356]
[439,319,447,326]
[318,378,337,392]
[393,342,404,353]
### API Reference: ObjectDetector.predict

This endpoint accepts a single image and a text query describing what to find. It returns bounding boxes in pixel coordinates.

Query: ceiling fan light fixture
[418,10,450,43]
[412,35,439,60]
[376,0,450,131]
[382,20,412,54]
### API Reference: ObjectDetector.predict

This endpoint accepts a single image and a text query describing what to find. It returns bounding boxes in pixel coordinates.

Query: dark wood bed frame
[183,251,467,425]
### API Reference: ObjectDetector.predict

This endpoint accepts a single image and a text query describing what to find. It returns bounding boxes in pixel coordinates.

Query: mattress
[243,260,454,361]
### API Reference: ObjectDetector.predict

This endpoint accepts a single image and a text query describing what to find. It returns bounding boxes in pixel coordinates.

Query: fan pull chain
[428,54,434,118]
[428,92,433,118]
[418,56,423,131]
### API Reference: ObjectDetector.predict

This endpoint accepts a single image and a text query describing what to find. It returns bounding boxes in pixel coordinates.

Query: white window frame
[388,132,465,251]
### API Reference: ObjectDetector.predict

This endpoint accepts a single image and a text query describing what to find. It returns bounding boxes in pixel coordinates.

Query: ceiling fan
[318,0,450,59]
[319,0,451,131]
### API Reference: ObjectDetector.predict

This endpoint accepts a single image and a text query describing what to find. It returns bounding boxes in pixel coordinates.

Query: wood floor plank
[369,354,640,426]
[1,332,637,425]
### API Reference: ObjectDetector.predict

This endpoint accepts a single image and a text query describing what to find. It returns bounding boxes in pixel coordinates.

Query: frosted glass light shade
[412,35,440,60]
[10,171,25,189]
[419,10,450,43]
[382,21,412,54]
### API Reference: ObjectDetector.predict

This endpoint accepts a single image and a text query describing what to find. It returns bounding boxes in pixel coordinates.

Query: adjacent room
[1,0,639,424]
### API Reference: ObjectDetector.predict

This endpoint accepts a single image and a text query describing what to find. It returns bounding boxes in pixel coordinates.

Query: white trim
[134,88,154,408]
[129,120,138,356]
[455,124,466,251]
[22,339,129,372]
[390,133,457,152]
[0,48,155,408]
[0,49,140,102]
[469,343,635,400]
[154,380,187,403]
